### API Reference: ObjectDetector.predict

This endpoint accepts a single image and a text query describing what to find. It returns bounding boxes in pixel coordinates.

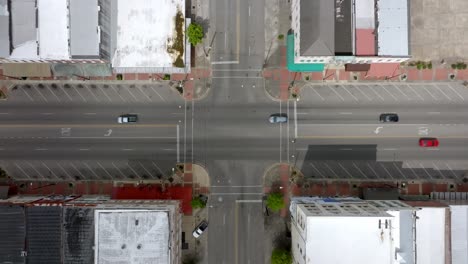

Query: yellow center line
[0,124,176,128]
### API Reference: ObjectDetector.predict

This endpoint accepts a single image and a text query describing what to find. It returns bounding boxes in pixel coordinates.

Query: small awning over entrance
[345,63,370,72]
[287,34,325,72]
[2,63,52,77]
[365,63,400,78]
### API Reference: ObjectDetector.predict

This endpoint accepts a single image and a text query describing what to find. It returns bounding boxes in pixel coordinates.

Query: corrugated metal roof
[0,0,10,58]
[450,205,468,264]
[26,206,62,264]
[377,0,409,56]
[299,0,334,56]
[2,63,52,77]
[69,0,99,58]
[11,0,36,49]
[0,205,26,264]
[63,208,95,264]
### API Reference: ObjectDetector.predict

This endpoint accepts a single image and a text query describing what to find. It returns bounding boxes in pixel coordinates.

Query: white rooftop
[37,0,69,59]
[377,0,409,56]
[451,205,468,264]
[415,207,446,264]
[95,210,170,264]
[112,0,185,69]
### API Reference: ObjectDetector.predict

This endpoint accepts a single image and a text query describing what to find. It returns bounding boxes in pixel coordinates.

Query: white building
[291,0,410,65]
[290,197,416,264]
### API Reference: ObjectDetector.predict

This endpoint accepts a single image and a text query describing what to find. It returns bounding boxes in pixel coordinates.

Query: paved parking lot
[300,82,468,104]
[1,159,179,182]
[8,82,183,104]
[301,160,467,181]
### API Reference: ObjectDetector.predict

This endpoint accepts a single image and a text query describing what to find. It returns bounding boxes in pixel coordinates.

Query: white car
[192,221,208,238]
[269,114,288,123]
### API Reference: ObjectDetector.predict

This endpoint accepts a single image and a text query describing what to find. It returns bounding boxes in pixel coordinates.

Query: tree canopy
[187,23,204,46]
[271,249,292,264]
[266,192,285,212]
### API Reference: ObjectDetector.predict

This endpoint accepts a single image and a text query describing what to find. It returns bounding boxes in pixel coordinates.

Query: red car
[419,138,439,147]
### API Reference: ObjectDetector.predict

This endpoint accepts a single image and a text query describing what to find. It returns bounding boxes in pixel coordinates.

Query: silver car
[269,114,288,123]
[192,221,208,238]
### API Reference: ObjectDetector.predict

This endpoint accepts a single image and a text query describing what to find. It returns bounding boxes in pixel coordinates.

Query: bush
[163,74,171,80]
[116,74,123,80]
[428,62,432,69]
[271,249,292,264]
[187,23,204,46]
[278,34,284,40]
[191,196,206,209]
[451,64,457,69]
[266,192,285,212]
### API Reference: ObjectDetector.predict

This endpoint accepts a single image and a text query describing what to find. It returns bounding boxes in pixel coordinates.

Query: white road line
[428,112,440,114]
[42,162,59,179]
[162,148,174,151]
[353,85,372,101]
[60,86,74,101]
[235,199,262,203]
[70,162,85,178]
[340,85,358,101]
[151,161,166,177]
[79,148,89,151]
[422,86,438,100]
[84,162,100,179]
[0,113,9,115]
[393,163,407,179]
[382,148,397,151]
[138,86,153,102]
[150,86,166,102]
[445,162,459,179]
[122,148,134,151]
[366,84,385,101]
[61,137,176,139]
[14,162,33,179]
[405,161,419,178]
[21,88,34,102]
[432,84,451,101]
[35,148,48,151]
[248,5,251,16]
[431,162,445,179]
[294,100,298,138]
[177,124,180,162]
[57,163,73,180]
[419,162,434,179]
[338,163,353,178]
[407,84,425,101]
[127,164,142,179]
[138,162,153,177]
[98,162,114,179]
[84,113,96,115]
[340,148,352,150]
[86,86,101,102]
[308,162,326,178]
[127,86,139,102]
[324,163,339,178]
[112,162,127,178]
[100,87,113,102]
[447,83,465,101]
[306,85,325,101]
[339,112,352,115]
[367,163,379,178]
[352,162,368,179]
[379,163,394,179]
[41,113,54,115]
[35,87,49,102]
[48,87,62,102]
[392,84,410,100]
[27,162,45,179]
[111,85,127,102]
[379,84,398,101]
[327,85,345,101]
[73,86,87,102]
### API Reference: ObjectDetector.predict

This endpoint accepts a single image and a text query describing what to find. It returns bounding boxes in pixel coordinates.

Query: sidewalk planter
[400,74,407,81]
[449,73,456,80]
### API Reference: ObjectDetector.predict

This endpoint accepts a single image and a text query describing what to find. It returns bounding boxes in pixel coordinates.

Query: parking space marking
[422,86,438,101]
[378,84,398,101]
[338,162,353,178]
[407,85,425,101]
[391,84,410,100]
[418,162,434,179]
[379,163,394,179]
[27,162,44,179]
[86,86,101,102]
[365,163,379,178]
[84,162,100,179]
[432,84,452,101]
[127,87,140,102]
[59,86,74,101]
[99,87,113,102]
[352,85,372,101]
[109,85,127,102]
[19,87,35,102]
[306,85,325,101]
[324,163,339,178]
[308,162,326,178]
[70,162,86,179]
[138,162,153,177]
[337,85,357,101]
[447,83,465,101]
[35,87,49,102]
[431,162,445,179]
[366,85,385,101]
[445,162,459,179]
[42,162,59,179]
[48,87,62,102]
[352,162,368,179]
[150,86,166,102]
[393,163,407,179]
[97,162,114,179]
[151,161,165,176]
[14,162,32,179]
[327,85,345,101]
[57,163,73,180]
[112,162,127,178]
[138,86,153,102]
[127,163,142,179]
[73,86,87,102]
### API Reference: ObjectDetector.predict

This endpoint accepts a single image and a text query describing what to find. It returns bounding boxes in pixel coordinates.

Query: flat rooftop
[112,0,186,69]
[95,210,170,264]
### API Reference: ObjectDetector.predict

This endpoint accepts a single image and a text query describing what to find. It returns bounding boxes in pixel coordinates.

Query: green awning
[287,34,325,72]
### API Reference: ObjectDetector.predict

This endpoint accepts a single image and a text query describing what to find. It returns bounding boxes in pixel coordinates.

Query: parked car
[379,113,399,123]
[193,221,208,238]
[419,138,439,147]
[118,114,138,123]
[269,114,288,123]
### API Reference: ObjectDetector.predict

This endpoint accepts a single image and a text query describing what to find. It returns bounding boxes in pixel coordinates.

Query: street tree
[266,192,285,212]
[187,23,204,46]
[191,196,206,209]
[271,248,292,264]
